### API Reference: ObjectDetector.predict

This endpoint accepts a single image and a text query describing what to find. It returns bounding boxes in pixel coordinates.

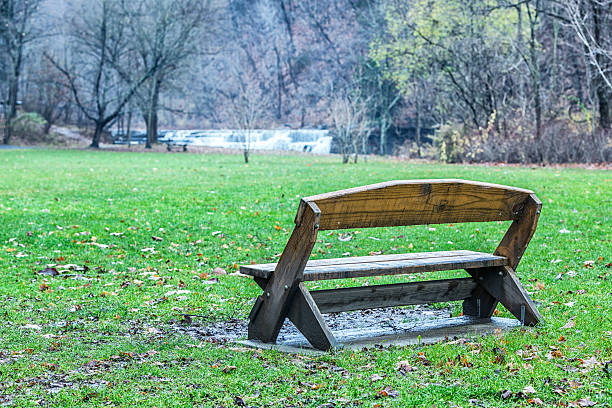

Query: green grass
[0,149,610,407]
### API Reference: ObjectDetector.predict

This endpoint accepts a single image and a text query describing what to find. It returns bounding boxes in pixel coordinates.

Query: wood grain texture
[494,193,542,269]
[241,250,508,281]
[246,179,543,349]
[310,278,477,313]
[248,202,321,343]
[303,179,533,230]
[286,283,337,350]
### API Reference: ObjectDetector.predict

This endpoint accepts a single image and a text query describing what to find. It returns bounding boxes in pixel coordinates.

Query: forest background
[1,0,610,163]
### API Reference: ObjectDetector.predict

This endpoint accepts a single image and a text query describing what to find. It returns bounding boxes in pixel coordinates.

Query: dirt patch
[173,305,453,345]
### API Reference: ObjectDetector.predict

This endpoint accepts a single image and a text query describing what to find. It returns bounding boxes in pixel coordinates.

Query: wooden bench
[241,179,543,350]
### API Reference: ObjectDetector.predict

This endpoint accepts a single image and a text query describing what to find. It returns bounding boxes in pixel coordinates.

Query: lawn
[0,149,610,407]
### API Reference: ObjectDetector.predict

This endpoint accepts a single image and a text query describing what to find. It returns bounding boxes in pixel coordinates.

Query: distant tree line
[0,0,610,163]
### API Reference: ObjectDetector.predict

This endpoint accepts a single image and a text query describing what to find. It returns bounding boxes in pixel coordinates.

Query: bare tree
[0,0,43,144]
[48,0,157,148]
[122,0,219,148]
[224,65,271,163]
[330,90,371,164]
[563,0,611,128]
[23,57,69,134]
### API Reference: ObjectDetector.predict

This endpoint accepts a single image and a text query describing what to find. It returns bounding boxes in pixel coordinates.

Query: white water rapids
[157,129,332,154]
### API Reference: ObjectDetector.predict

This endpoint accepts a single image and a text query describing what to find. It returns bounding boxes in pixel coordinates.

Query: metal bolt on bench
[241,179,543,351]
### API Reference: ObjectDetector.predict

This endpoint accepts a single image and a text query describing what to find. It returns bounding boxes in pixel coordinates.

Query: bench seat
[241,250,508,281]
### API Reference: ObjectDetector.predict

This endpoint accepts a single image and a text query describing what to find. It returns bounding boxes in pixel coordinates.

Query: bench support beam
[287,283,337,350]
[311,278,477,313]
[464,193,542,323]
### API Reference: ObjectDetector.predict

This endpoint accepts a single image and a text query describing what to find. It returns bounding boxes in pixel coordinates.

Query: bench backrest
[301,179,534,230]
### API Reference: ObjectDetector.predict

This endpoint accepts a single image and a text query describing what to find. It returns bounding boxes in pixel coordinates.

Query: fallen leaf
[151,236,163,241]
[522,385,536,395]
[370,373,383,382]
[377,386,399,398]
[396,360,416,374]
[580,356,601,369]
[38,267,59,277]
[560,317,576,330]
[212,267,227,275]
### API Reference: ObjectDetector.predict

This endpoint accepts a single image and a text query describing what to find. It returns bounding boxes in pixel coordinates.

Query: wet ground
[173,305,453,344]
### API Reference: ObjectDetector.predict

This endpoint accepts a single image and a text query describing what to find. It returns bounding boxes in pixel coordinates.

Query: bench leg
[287,283,337,351]
[467,266,542,325]
[247,201,321,345]
[462,285,498,318]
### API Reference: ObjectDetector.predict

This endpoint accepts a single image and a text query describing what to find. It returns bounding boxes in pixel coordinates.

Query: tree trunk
[126,110,132,147]
[274,46,283,120]
[145,111,158,148]
[415,100,422,158]
[527,3,542,142]
[591,1,610,129]
[145,77,161,149]
[361,131,368,156]
[91,122,104,148]
[379,116,387,155]
[43,120,52,135]
[597,87,610,129]
[3,74,19,145]
[243,149,249,163]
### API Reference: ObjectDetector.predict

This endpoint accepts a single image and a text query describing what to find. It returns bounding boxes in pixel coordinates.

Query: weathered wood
[247,201,321,343]
[463,193,541,317]
[241,251,508,281]
[245,179,543,350]
[253,276,268,290]
[239,317,520,353]
[462,281,499,318]
[303,179,533,230]
[468,266,542,325]
[310,278,477,313]
[495,193,542,269]
[286,283,337,350]
[244,250,479,273]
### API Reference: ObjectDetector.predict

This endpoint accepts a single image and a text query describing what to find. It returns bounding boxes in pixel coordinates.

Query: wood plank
[238,317,520,353]
[286,283,337,350]
[242,250,483,275]
[310,278,477,313]
[302,179,532,230]
[303,254,507,281]
[241,251,508,281]
[248,201,321,343]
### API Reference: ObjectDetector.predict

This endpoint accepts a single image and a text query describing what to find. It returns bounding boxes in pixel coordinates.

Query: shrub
[11,112,49,143]
[405,115,612,164]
